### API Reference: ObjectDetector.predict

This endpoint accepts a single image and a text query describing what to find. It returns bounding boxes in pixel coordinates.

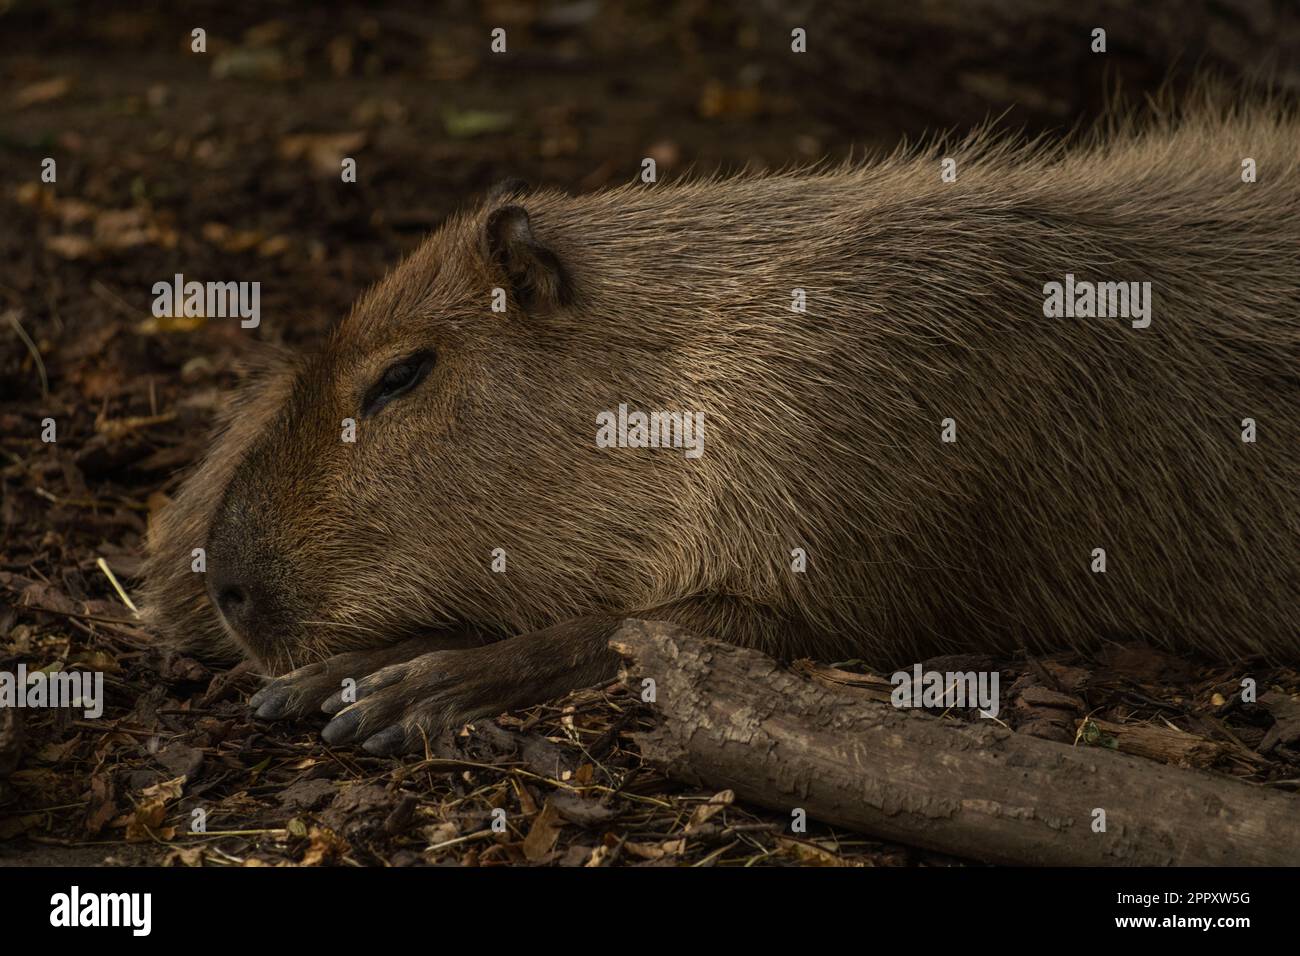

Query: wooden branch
[611,620,1300,866]
[1075,717,1225,768]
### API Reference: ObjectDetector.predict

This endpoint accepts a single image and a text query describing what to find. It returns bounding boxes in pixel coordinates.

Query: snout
[205,563,283,645]
[204,489,303,661]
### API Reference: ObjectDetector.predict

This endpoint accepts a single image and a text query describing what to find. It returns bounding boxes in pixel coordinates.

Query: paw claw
[252,688,291,719]
[362,726,407,755]
[321,708,362,745]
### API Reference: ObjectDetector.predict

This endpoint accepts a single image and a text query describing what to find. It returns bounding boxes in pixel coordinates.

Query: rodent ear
[483,204,571,311]
[485,177,529,203]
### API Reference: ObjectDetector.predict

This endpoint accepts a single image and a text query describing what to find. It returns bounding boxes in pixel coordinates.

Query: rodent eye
[362,351,435,417]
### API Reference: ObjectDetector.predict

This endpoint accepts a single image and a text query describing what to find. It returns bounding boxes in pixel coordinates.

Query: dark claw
[321,708,363,745]
[362,726,408,755]
[253,688,291,719]
[321,691,346,715]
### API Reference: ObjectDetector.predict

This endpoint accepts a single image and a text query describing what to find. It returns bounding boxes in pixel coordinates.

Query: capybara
[141,101,1299,754]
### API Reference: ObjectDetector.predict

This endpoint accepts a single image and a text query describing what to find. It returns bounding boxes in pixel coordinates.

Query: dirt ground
[1,1,1298,867]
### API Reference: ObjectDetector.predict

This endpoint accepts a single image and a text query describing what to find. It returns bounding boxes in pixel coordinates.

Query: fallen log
[610,620,1300,866]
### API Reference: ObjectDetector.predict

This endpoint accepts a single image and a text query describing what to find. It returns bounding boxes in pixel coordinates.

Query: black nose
[206,472,301,648]
[215,581,249,618]
[207,565,276,640]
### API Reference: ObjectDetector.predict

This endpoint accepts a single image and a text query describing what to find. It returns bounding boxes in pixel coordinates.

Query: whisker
[299,618,385,636]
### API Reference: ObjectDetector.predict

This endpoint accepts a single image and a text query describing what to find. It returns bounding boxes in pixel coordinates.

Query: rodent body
[142,102,1300,751]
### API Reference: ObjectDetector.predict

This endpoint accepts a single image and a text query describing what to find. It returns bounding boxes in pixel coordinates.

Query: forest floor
[2,1,1297,866]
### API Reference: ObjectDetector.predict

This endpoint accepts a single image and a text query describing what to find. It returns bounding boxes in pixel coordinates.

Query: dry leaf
[94,208,152,249]
[35,737,81,765]
[212,47,287,81]
[124,797,169,842]
[684,789,734,832]
[84,772,118,836]
[45,235,96,260]
[622,841,667,861]
[120,774,186,841]
[163,846,205,866]
[258,235,291,257]
[422,822,460,847]
[522,798,563,862]
[301,825,347,866]
[14,76,72,108]
[441,108,514,139]
[278,132,366,176]
[777,837,845,866]
[623,838,686,861]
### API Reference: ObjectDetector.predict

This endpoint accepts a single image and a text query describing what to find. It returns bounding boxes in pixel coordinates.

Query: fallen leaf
[698,80,762,119]
[277,778,336,812]
[19,581,77,615]
[69,649,122,674]
[135,314,207,335]
[623,838,686,861]
[44,235,97,260]
[142,775,186,801]
[14,76,72,108]
[441,107,514,139]
[422,821,460,849]
[777,837,846,866]
[34,736,80,765]
[94,208,152,250]
[301,825,347,866]
[278,132,365,176]
[684,789,734,832]
[1259,691,1300,751]
[85,770,123,837]
[211,47,287,81]
[622,841,666,861]
[125,778,185,842]
[522,798,563,862]
[550,790,619,827]
[258,235,292,257]
[329,782,390,814]
[154,743,204,779]
[163,846,205,866]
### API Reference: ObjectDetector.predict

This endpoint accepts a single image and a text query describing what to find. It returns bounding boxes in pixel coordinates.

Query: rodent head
[143,192,707,674]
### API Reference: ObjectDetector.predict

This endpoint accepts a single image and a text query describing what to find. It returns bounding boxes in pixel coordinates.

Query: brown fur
[142,98,1300,725]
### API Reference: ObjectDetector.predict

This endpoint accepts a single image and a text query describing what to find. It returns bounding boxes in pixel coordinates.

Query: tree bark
[611,619,1300,866]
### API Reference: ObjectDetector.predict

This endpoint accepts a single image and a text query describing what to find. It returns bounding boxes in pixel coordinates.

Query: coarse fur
[141,95,1300,739]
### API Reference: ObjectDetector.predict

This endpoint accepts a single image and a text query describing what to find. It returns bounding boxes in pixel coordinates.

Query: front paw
[248,639,434,720]
[320,651,499,755]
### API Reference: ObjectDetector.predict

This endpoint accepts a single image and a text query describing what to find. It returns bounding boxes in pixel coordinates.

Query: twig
[425,828,495,853]
[96,556,139,615]
[35,487,151,511]
[5,309,48,399]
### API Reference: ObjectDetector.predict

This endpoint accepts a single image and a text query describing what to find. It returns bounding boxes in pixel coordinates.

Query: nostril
[217,584,249,613]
